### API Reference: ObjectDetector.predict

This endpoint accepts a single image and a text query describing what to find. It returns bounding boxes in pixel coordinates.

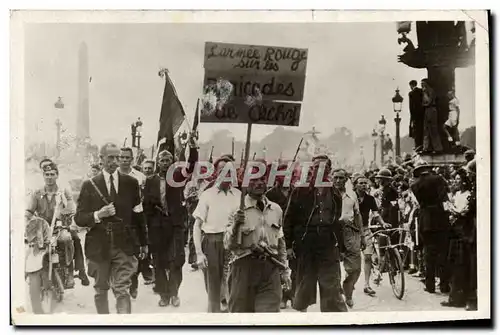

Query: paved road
[25,249,454,314]
[23,170,453,314]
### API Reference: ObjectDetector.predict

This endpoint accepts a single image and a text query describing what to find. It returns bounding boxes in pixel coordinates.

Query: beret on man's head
[42,162,59,174]
[157,150,174,160]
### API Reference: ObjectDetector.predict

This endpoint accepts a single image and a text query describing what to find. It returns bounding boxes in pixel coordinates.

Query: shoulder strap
[88,178,110,205]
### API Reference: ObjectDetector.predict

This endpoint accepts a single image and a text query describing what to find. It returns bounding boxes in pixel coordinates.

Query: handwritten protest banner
[200,98,301,126]
[202,41,308,126]
[201,41,308,211]
[203,70,305,102]
[204,42,308,76]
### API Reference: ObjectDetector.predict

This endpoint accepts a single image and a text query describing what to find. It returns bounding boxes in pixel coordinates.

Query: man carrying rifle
[224,169,291,313]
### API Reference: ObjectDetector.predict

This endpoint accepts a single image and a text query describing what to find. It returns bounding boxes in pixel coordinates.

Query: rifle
[283,138,304,219]
[251,240,287,271]
[209,146,214,163]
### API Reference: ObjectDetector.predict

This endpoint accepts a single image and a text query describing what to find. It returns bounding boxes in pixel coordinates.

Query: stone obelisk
[77,42,90,140]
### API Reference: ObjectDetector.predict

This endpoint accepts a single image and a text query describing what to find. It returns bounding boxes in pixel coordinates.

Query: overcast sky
[25,22,475,147]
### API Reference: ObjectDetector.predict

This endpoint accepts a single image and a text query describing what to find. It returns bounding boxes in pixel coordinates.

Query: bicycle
[366,224,406,300]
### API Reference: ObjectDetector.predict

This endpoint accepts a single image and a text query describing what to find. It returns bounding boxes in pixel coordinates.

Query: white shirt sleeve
[94,211,101,223]
[192,190,209,222]
[133,203,143,213]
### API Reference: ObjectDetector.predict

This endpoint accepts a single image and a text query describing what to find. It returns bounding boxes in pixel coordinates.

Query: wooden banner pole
[239,122,253,209]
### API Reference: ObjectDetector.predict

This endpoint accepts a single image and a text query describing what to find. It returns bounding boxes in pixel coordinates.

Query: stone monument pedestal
[419,153,466,166]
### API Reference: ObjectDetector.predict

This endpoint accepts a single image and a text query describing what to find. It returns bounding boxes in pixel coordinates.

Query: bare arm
[193,218,204,255]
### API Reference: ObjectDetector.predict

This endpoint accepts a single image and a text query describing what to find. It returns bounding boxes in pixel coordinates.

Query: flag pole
[231,137,235,158]
[239,122,253,209]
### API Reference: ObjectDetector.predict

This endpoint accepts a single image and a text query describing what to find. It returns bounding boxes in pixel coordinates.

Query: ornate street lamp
[392,88,404,158]
[131,117,143,149]
[371,128,378,164]
[378,115,387,165]
[54,97,64,157]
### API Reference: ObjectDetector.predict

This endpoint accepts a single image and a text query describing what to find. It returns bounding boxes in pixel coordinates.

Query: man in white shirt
[193,156,241,313]
[333,169,364,309]
[184,167,210,269]
[119,147,147,190]
[119,147,153,298]
[443,90,461,147]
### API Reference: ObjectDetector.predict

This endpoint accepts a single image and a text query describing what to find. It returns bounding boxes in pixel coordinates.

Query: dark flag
[157,69,186,157]
[192,98,200,134]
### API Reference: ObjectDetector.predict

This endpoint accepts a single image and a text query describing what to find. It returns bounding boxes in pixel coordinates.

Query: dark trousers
[467,240,477,305]
[201,232,228,313]
[449,239,476,305]
[422,231,450,291]
[228,256,281,313]
[423,107,443,152]
[414,119,424,148]
[153,226,185,299]
[130,257,153,292]
[71,231,85,272]
[187,217,197,265]
[293,227,347,312]
[87,245,138,314]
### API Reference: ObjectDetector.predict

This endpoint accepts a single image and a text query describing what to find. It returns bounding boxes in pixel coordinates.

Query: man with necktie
[75,142,148,314]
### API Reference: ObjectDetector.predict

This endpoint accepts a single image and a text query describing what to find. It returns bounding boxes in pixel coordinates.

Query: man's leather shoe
[364,287,376,296]
[424,287,435,293]
[116,296,132,314]
[78,271,90,286]
[465,303,477,311]
[130,288,138,299]
[171,296,180,307]
[65,272,75,289]
[95,295,110,314]
[441,301,465,308]
[158,296,170,307]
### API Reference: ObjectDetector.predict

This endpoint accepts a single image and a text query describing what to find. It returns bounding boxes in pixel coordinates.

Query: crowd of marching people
[25,132,478,314]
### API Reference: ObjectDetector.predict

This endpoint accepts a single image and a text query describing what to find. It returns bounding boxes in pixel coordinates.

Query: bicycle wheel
[386,248,405,299]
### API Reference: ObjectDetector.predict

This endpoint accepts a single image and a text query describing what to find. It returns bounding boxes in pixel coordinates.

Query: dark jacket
[75,172,148,262]
[408,87,424,137]
[143,147,198,230]
[411,173,449,233]
[284,186,343,251]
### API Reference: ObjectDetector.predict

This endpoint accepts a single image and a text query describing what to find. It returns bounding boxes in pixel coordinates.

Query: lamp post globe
[392,88,404,158]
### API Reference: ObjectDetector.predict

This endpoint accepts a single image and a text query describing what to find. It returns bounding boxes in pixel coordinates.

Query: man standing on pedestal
[421,79,443,154]
[443,90,461,150]
[408,80,425,151]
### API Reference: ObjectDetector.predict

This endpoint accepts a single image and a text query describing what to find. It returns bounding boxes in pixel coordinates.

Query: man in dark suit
[284,155,347,312]
[143,134,198,307]
[410,162,450,294]
[408,80,424,150]
[75,143,148,314]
